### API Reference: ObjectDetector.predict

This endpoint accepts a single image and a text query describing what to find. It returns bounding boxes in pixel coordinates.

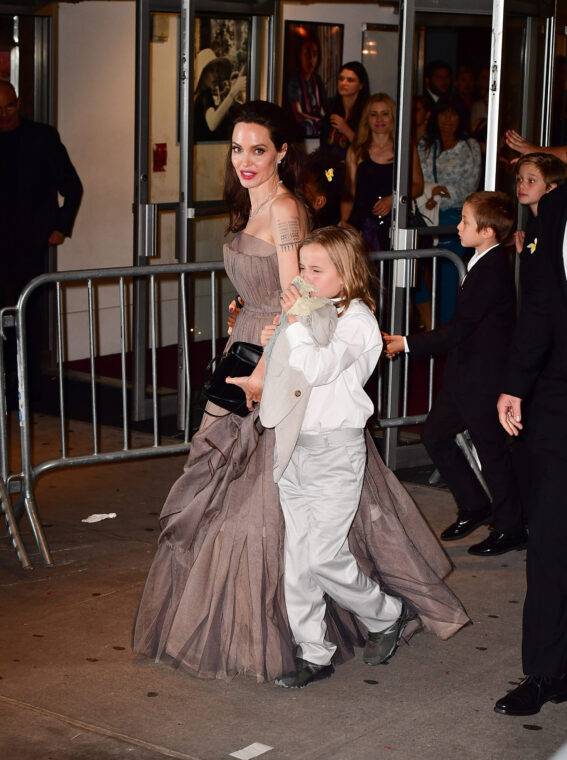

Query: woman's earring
[278,159,282,165]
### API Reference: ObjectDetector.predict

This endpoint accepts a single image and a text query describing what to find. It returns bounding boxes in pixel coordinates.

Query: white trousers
[278,429,402,666]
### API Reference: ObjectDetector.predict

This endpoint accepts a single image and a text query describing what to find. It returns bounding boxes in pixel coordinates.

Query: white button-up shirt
[285,299,381,433]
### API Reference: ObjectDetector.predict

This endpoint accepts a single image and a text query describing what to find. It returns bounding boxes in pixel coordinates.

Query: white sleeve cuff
[285,320,311,349]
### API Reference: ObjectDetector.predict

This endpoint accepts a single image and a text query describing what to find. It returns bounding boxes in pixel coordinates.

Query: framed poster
[282,21,344,138]
[194,16,250,142]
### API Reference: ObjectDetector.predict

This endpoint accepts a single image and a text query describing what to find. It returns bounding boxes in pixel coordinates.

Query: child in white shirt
[273,226,410,688]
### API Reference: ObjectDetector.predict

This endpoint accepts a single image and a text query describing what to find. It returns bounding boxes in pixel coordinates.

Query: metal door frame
[132,0,279,422]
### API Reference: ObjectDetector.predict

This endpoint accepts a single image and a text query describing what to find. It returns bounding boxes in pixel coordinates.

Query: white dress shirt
[285,299,381,433]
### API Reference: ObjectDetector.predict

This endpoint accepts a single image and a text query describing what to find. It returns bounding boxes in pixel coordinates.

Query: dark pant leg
[522,452,567,677]
[421,389,491,516]
[463,395,522,534]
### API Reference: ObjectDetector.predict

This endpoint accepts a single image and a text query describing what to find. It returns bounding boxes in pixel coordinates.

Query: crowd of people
[288,56,491,327]
[131,66,567,719]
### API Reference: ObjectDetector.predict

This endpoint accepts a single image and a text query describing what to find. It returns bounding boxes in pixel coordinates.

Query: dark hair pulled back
[224,100,305,232]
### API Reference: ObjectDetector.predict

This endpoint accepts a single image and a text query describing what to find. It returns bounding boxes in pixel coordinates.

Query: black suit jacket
[9,119,83,252]
[504,183,567,459]
[407,245,516,397]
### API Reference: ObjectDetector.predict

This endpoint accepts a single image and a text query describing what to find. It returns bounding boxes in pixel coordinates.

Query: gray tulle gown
[132,232,470,682]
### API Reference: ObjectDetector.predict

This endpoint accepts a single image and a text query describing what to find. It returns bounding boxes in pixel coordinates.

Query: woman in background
[343,93,423,252]
[320,61,370,162]
[417,95,482,323]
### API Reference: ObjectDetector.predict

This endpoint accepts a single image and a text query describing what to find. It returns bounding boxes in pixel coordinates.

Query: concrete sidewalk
[1,413,566,760]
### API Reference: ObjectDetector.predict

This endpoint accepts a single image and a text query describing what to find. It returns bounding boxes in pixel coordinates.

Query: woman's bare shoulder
[270,191,308,229]
[271,190,303,215]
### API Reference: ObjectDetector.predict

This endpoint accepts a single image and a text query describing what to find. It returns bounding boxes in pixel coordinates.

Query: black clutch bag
[203,341,263,417]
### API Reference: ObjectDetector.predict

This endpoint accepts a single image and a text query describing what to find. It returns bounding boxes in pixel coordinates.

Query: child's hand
[514,230,525,254]
[227,296,244,335]
[280,284,301,324]
[225,373,263,411]
[261,314,280,346]
[382,334,405,358]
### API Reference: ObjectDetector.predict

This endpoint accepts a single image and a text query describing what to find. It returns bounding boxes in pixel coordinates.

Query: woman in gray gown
[132,101,470,682]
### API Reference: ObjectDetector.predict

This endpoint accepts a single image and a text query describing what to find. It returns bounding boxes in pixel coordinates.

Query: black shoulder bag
[202,341,263,417]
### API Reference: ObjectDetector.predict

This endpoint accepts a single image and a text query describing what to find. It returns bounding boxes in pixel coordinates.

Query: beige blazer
[260,303,337,482]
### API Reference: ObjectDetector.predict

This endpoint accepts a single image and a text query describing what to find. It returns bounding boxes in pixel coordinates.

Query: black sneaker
[363,602,415,665]
[275,658,334,689]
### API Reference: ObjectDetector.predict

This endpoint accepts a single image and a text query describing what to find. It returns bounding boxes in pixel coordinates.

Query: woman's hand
[505,129,537,157]
[372,195,392,217]
[329,114,347,133]
[260,314,280,346]
[280,284,300,324]
[227,296,244,335]
[514,230,525,255]
[329,114,355,142]
[431,185,450,199]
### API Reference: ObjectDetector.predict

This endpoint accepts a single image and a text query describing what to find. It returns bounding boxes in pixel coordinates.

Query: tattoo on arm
[277,218,301,252]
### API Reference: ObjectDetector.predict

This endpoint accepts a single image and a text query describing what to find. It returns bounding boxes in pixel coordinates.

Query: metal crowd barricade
[0,309,32,569]
[370,247,489,495]
[4,261,226,569]
[2,249,487,570]
[370,247,466,429]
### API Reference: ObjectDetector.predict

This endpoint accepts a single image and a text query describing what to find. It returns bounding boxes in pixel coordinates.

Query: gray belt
[296,428,363,448]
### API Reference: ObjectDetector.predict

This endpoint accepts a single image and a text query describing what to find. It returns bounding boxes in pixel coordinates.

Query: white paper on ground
[81,513,117,523]
[229,743,273,759]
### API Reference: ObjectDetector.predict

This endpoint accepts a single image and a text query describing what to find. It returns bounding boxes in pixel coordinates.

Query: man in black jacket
[385,191,526,556]
[0,80,82,396]
[0,80,83,306]
[494,183,567,716]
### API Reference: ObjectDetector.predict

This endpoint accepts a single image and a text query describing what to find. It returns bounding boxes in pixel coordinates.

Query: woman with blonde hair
[343,93,423,251]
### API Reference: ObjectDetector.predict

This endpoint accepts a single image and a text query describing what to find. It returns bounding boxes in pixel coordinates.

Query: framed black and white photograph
[194,16,250,142]
[282,21,344,138]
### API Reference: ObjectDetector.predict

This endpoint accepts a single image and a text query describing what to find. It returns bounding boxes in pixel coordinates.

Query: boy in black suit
[385,191,526,556]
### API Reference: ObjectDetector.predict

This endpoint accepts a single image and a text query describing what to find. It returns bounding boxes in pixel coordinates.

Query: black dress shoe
[468,528,528,556]
[274,658,334,689]
[440,509,491,541]
[494,675,567,716]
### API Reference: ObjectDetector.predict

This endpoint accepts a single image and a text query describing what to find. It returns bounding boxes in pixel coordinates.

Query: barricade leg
[0,479,31,570]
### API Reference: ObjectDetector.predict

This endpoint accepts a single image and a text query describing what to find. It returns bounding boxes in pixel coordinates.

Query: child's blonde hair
[514,152,567,188]
[298,226,377,313]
